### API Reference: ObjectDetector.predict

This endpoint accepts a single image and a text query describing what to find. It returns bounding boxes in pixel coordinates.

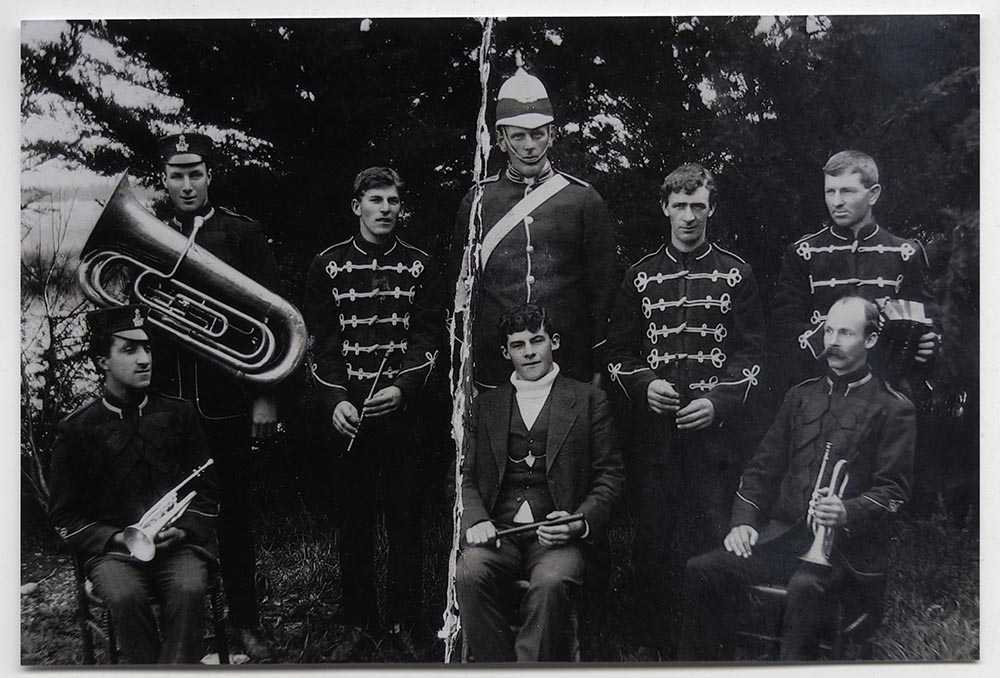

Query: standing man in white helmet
[450,68,623,392]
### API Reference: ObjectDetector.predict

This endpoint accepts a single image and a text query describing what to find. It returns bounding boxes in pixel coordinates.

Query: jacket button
[526,245,534,254]
[525,216,534,225]
[526,275,535,284]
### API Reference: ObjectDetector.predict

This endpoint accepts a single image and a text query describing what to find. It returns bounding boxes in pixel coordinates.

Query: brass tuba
[77,173,306,384]
[800,442,850,567]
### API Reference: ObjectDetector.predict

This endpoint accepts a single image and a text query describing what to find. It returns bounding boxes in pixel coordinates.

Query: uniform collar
[505,161,555,187]
[170,205,215,232]
[825,366,872,395]
[101,392,150,419]
[666,239,712,262]
[352,231,397,256]
[830,220,879,242]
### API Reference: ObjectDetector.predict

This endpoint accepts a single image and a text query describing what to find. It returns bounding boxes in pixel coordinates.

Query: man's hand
[724,524,758,558]
[154,527,187,552]
[110,531,127,550]
[465,521,499,547]
[647,380,681,414]
[914,331,939,363]
[332,401,360,438]
[676,398,715,431]
[537,510,585,548]
[809,487,848,528]
[363,386,403,418]
[251,394,279,439]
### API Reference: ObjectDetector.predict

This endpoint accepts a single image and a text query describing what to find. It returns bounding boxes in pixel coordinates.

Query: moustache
[821,347,846,359]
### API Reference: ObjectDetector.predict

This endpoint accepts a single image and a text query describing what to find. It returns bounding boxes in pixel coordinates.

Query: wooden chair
[72,553,229,665]
[736,575,886,660]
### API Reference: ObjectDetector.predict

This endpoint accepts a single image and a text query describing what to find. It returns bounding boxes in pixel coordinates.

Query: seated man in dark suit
[456,303,624,662]
[679,296,915,661]
[49,305,219,664]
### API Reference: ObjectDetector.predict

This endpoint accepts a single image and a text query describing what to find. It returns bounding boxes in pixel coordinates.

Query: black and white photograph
[13,1,986,670]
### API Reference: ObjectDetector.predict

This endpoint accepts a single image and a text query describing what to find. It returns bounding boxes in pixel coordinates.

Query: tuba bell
[77,173,306,384]
[800,442,850,567]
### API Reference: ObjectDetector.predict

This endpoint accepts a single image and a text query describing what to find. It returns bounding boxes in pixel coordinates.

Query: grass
[875,501,980,661]
[21,490,978,665]
[21,406,980,667]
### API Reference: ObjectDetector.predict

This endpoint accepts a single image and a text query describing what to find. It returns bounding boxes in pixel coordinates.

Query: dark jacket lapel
[546,375,578,472]
[486,383,513,479]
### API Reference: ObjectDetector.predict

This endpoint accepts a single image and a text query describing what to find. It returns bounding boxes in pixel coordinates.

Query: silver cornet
[122,459,214,562]
[800,443,850,567]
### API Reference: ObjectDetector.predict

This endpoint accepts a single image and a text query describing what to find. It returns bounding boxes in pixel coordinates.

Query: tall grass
[21,493,978,664]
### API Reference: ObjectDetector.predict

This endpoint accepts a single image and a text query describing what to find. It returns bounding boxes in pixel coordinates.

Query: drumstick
[495,513,585,538]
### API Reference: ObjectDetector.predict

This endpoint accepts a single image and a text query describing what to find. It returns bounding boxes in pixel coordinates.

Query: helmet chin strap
[499,125,553,165]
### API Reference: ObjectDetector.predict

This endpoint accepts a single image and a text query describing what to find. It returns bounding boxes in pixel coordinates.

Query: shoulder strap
[480,174,571,268]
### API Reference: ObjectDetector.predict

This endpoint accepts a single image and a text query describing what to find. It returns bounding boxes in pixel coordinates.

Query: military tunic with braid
[304,232,444,414]
[603,239,765,651]
[304,230,445,628]
[770,221,940,390]
[604,240,765,423]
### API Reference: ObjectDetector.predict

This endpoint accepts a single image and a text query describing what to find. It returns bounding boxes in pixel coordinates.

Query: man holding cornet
[49,305,220,664]
[678,296,915,661]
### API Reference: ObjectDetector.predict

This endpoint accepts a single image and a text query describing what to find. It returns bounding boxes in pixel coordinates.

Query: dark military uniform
[603,239,765,652]
[680,367,915,660]
[451,166,622,389]
[49,392,219,663]
[770,222,939,392]
[304,231,444,629]
[150,203,281,631]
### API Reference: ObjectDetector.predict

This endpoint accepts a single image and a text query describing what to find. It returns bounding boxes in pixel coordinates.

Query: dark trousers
[456,537,584,662]
[678,529,852,661]
[339,417,422,628]
[87,549,208,664]
[630,419,740,652]
[202,415,259,629]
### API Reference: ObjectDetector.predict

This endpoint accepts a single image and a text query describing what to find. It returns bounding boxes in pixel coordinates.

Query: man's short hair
[822,150,880,188]
[831,295,881,336]
[352,167,404,200]
[87,333,115,365]
[660,163,716,206]
[497,303,557,343]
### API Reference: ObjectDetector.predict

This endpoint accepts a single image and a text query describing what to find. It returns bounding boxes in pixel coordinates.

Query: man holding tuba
[148,133,282,658]
[678,296,915,661]
[49,305,220,664]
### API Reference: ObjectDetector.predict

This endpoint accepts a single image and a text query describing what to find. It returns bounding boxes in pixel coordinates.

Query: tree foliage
[21,14,979,454]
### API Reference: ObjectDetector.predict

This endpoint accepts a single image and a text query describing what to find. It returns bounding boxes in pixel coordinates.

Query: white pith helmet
[495,68,555,130]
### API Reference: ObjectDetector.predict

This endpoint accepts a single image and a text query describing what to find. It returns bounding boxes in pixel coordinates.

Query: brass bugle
[122,459,215,562]
[495,513,586,538]
[77,173,306,385]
